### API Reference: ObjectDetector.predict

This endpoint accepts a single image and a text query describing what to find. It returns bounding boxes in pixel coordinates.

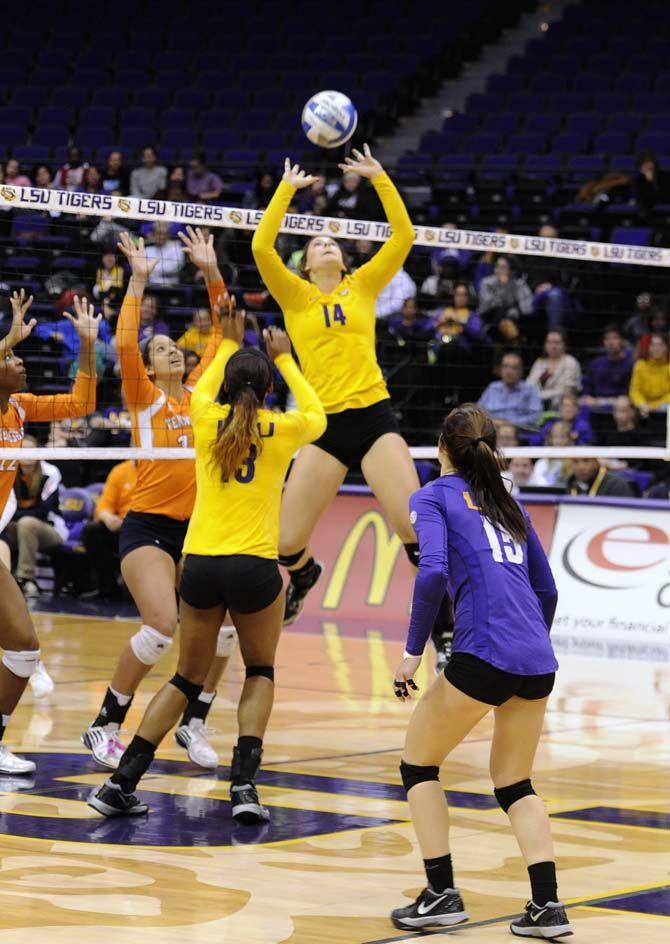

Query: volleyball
[301,90,358,148]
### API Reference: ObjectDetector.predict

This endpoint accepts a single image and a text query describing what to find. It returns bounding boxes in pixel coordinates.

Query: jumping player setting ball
[253,145,439,625]
[89,299,326,821]
[389,404,572,940]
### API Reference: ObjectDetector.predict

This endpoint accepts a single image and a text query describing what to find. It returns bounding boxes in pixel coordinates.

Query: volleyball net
[0,181,668,478]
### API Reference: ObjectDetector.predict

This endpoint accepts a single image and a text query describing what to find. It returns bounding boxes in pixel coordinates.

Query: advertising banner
[548,503,670,660]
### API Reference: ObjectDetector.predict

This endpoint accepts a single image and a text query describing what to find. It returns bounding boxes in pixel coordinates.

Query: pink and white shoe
[82,725,126,769]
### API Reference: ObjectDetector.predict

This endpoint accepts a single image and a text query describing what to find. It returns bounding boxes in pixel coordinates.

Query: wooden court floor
[0,611,668,943]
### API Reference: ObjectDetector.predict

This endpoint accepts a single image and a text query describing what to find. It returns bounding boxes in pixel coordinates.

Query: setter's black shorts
[312,398,399,468]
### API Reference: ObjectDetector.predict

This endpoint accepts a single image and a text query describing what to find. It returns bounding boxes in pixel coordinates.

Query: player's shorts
[119,511,189,565]
[312,398,399,468]
[445,652,555,707]
[179,554,283,613]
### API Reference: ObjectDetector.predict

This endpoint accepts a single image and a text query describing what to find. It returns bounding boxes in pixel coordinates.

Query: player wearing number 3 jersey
[83,228,235,772]
[89,305,325,823]
[389,404,571,939]
[253,144,433,627]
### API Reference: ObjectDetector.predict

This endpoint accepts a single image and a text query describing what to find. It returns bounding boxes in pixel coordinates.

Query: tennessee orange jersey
[117,279,224,521]
[0,372,97,519]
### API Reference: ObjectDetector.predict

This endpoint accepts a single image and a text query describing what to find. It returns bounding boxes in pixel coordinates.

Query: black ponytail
[440,403,527,544]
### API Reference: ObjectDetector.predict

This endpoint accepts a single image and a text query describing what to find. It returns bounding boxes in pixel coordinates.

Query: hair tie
[473,437,485,447]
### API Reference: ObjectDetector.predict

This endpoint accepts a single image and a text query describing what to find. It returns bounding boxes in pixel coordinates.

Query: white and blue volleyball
[301,90,358,149]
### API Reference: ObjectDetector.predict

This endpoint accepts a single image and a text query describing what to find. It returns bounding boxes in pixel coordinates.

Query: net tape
[1,446,666,461]
[1,184,669,267]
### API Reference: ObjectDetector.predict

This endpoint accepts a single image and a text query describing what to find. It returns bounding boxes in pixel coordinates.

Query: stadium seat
[610,226,650,245]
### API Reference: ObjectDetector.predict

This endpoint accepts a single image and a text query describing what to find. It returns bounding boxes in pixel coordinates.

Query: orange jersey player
[82,228,236,772]
[0,290,99,776]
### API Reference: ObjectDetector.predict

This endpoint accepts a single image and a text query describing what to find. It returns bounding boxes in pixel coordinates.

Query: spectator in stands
[4,158,31,188]
[496,422,519,449]
[244,171,277,210]
[636,309,669,359]
[78,166,103,194]
[624,292,662,343]
[93,249,124,299]
[534,421,571,488]
[478,351,541,429]
[34,164,53,189]
[633,152,668,215]
[144,221,185,288]
[130,146,167,199]
[629,334,670,415]
[432,282,486,348]
[351,239,375,270]
[523,224,573,330]
[581,325,634,408]
[81,459,136,601]
[157,165,188,203]
[328,171,373,219]
[186,152,224,202]
[3,437,66,598]
[54,146,88,191]
[507,457,547,494]
[176,306,215,357]
[375,265,417,319]
[527,330,581,410]
[429,222,472,274]
[386,297,434,342]
[555,392,593,445]
[420,257,463,306]
[296,174,328,215]
[101,150,130,195]
[603,395,648,448]
[137,293,169,343]
[478,256,532,324]
[566,457,633,498]
[183,349,200,375]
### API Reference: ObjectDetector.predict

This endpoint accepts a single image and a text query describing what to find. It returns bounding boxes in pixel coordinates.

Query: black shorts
[179,554,283,613]
[445,652,555,707]
[119,511,189,565]
[312,398,399,468]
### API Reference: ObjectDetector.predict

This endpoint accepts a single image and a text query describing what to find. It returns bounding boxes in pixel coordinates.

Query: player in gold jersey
[88,300,326,821]
[252,145,431,623]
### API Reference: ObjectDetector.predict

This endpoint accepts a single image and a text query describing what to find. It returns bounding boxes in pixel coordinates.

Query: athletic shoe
[510,901,573,939]
[284,560,323,625]
[82,725,126,769]
[16,578,39,599]
[391,886,469,931]
[174,720,219,769]
[0,745,36,775]
[0,774,35,791]
[230,782,270,825]
[87,782,149,817]
[29,661,55,698]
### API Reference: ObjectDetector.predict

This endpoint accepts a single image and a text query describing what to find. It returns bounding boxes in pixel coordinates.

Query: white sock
[1,714,10,729]
[110,687,132,707]
[199,691,216,704]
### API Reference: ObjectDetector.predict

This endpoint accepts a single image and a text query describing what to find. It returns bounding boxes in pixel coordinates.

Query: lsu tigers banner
[1,183,668,266]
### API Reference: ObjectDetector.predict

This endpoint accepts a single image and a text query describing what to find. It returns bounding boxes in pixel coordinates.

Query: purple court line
[362,885,670,944]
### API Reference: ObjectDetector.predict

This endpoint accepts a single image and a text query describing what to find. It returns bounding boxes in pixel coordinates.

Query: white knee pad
[130,624,173,666]
[2,648,41,678]
[216,625,237,658]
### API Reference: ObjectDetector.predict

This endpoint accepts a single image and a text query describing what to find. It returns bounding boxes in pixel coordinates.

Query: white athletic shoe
[0,744,36,775]
[174,720,219,769]
[82,725,126,769]
[29,661,55,698]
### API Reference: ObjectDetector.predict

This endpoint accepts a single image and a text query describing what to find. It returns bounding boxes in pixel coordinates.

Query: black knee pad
[404,542,420,567]
[494,778,536,813]
[169,673,204,703]
[246,665,275,682]
[278,549,306,568]
[400,760,440,794]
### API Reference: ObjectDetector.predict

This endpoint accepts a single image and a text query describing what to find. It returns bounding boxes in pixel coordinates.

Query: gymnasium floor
[0,608,668,943]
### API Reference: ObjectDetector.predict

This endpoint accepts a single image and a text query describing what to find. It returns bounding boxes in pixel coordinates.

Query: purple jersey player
[389,403,572,941]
